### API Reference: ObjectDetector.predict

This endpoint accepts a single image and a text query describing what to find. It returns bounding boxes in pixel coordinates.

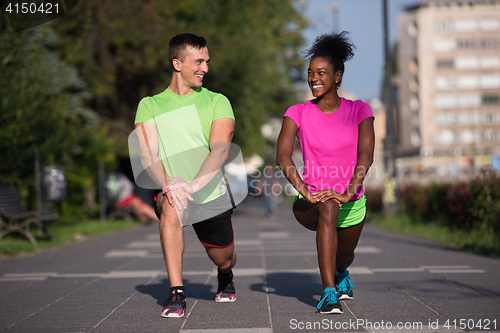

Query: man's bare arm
[135,122,169,188]
[167,118,234,194]
[135,122,192,208]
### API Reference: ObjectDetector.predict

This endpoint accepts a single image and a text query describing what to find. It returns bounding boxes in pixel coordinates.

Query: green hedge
[399,174,500,232]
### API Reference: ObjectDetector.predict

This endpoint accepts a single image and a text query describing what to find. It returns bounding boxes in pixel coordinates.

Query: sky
[299,0,420,101]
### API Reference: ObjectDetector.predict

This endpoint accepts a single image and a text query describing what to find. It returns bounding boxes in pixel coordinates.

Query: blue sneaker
[317,287,343,314]
[335,270,354,300]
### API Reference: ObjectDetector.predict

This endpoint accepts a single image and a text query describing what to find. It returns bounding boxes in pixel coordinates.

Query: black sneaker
[317,287,343,314]
[335,270,355,300]
[215,269,236,303]
[161,288,186,318]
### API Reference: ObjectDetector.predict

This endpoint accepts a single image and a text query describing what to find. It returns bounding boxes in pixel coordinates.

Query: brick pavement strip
[0,197,499,333]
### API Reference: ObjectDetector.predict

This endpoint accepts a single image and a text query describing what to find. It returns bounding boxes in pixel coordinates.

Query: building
[397,0,500,183]
[364,98,386,190]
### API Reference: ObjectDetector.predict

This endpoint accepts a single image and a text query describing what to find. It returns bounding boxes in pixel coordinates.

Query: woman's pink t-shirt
[283,98,374,201]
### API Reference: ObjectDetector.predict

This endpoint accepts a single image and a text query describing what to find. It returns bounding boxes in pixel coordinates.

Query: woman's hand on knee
[312,190,344,206]
[304,192,319,204]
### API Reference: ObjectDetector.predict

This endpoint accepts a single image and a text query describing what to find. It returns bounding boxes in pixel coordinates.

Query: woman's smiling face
[307,56,342,98]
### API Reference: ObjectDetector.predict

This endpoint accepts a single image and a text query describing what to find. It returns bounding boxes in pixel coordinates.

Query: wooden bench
[0,186,58,244]
[107,203,135,221]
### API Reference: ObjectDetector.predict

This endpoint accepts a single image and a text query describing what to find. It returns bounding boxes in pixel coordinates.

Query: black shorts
[153,191,234,248]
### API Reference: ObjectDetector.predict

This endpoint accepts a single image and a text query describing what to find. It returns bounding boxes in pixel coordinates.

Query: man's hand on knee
[162,188,175,208]
[170,188,191,211]
[161,187,191,211]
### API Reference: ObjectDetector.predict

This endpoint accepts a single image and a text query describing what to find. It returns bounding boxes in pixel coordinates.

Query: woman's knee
[317,200,340,223]
[336,252,354,273]
[337,251,355,265]
[293,201,319,231]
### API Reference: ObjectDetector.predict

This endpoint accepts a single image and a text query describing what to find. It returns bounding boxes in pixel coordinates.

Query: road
[0,197,499,333]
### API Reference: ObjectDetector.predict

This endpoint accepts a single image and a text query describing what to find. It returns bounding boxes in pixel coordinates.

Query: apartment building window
[435,20,453,32]
[435,76,455,90]
[436,112,456,125]
[410,95,420,111]
[458,111,481,125]
[435,94,456,108]
[410,78,419,92]
[411,131,421,147]
[408,22,418,37]
[455,19,476,32]
[483,112,500,124]
[484,129,495,141]
[475,130,482,143]
[409,60,418,74]
[457,39,478,49]
[457,39,500,49]
[484,112,493,124]
[456,56,478,70]
[481,75,500,89]
[460,130,475,144]
[481,39,499,49]
[483,94,500,104]
[480,18,500,31]
[457,76,478,89]
[437,59,453,68]
[495,112,500,123]
[412,114,420,128]
[434,39,456,52]
[459,94,481,108]
[481,56,500,69]
[435,130,455,144]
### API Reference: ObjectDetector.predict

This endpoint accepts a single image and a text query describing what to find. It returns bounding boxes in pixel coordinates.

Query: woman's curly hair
[303,31,356,87]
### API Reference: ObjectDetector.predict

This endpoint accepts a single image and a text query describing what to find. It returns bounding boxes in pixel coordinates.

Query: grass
[367,212,500,257]
[0,218,140,257]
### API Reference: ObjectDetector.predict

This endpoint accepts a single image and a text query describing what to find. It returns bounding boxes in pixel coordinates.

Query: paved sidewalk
[0,196,499,333]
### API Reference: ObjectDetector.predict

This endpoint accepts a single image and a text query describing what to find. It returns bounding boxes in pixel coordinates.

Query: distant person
[276,32,375,314]
[256,166,281,218]
[107,172,159,225]
[134,33,237,318]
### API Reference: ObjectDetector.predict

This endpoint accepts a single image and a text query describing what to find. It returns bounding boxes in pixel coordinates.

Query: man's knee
[207,246,235,269]
[157,195,182,227]
[219,251,236,270]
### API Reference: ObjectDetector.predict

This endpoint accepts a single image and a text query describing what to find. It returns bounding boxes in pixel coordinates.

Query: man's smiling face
[177,46,210,90]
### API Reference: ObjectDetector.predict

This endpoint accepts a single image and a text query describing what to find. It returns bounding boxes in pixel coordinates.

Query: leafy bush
[365,188,383,213]
[0,25,117,218]
[399,174,500,232]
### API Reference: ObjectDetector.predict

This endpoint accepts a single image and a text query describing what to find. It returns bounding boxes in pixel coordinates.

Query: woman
[276,32,375,314]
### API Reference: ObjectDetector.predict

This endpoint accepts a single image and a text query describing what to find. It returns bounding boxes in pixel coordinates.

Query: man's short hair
[168,33,207,72]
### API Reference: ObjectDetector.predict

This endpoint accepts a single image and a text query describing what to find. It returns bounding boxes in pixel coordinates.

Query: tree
[0,24,114,214]
[53,0,307,155]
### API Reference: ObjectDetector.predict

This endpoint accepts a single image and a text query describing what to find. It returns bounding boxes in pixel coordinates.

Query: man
[134,33,237,318]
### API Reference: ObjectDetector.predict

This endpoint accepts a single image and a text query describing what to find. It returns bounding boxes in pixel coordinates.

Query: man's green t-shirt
[134,87,235,204]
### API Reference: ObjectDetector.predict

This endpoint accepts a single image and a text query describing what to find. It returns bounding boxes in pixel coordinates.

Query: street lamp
[382,0,398,214]
[332,3,339,33]
[297,0,309,11]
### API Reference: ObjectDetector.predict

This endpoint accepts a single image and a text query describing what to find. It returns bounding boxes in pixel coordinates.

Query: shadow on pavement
[250,272,322,308]
[136,278,215,306]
